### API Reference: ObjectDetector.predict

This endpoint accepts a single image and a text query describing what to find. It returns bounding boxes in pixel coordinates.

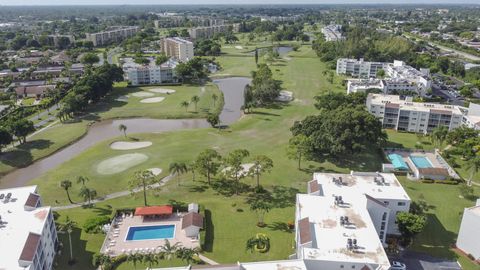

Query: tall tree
[60,180,74,204]
[223,149,250,195]
[248,155,273,188]
[180,101,189,112]
[396,212,426,245]
[431,126,449,149]
[76,175,89,187]
[191,95,200,112]
[159,239,181,260]
[0,127,12,153]
[142,252,158,268]
[10,119,35,144]
[169,162,188,186]
[58,216,77,263]
[287,134,311,170]
[119,124,127,138]
[212,93,218,107]
[80,52,100,66]
[127,253,144,270]
[194,149,221,185]
[93,253,112,270]
[254,48,259,65]
[79,186,96,206]
[465,156,480,186]
[129,170,156,206]
[176,247,199,263]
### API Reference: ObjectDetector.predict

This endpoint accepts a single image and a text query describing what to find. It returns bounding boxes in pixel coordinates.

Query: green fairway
[90,82,222,119]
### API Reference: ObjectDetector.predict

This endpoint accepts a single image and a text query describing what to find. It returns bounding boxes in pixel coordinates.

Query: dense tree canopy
[245,64,282,105]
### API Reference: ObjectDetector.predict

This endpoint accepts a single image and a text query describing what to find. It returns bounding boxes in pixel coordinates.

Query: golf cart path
[52,174,174,210]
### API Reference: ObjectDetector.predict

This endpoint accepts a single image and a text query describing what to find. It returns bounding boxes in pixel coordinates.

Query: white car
[390,261,406,270]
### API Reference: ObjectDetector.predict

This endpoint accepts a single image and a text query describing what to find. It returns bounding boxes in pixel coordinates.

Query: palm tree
[60,180,74,204]
[431,126,449,149]
[180,101,189,112]
[79,186,97,206]
[127,253,143,270]
[58,216,77,263]
[76,175,89,187]
[142,252,158,268]
[245,233,270,253]
[129,170,156,206]
[93,253,112,270]
[212,93,218,107]
[158,239,181,260]
[465,156,480,186]
[191,95,200,112]
[119,124,127,138]
[176,247,199,263]
[169,162,188,186]
[189,162,196,182]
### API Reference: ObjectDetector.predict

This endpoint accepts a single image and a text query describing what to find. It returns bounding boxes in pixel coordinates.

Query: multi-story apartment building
[86,26,139,46]
[123,58,178,86]
[321,24,345,41]
[188,24,240,40]
[337,58,386,78]
[160,37,194,62]
[366,93,464,133]
[154,171,411,270]
[0,186,58,270]
[292,173,409,269]
[339,59,432,96]
[456,199,480,261]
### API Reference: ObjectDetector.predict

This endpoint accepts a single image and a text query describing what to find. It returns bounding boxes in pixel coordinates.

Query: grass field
[14,43,480,269]
[90,82,223,120]
[397,176,480,270]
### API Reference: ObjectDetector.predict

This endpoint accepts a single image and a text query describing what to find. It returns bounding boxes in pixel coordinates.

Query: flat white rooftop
[0,186,50,270]
[368,93,464,114]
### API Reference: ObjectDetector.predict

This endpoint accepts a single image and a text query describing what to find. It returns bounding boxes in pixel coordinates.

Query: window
[381,222,386,230]
[383,201,389,205]
[398,202,406,206]
[382,212,387,221]
[340,265,344,269]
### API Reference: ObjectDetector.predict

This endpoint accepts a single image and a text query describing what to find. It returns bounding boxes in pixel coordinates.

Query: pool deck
[385,150,442,170]
[101,213,200,256]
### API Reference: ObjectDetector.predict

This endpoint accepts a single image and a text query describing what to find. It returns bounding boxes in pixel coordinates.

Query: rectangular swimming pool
[410,156,433,169]
[126,224,175,241]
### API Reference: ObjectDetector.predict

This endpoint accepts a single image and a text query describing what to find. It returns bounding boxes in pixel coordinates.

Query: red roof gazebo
[134,205,173,219]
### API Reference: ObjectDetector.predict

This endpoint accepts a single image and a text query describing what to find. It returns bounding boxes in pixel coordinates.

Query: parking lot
[392,251,462,270]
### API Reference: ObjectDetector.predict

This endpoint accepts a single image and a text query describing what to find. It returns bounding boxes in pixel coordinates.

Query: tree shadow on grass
[0,149,33,168]
[91,206,113,216]
[56,227,93,268]
[17,139,54,151]
[271,186,299,208]
[211,179,252,197]
[189,184,210,193]
[411,213,459,260]
[201,209,214,252]
[268,222,293,233]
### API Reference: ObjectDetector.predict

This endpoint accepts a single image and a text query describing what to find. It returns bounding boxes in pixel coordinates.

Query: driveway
[395,251,462,270]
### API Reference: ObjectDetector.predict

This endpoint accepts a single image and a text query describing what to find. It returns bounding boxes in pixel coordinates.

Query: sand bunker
[140,97,165,103]
[115,95,129,102]
[235,46,244,50]
[148,88,176,94]
[147,168,163,176]
[96,153,148,175]
[110,141,152,150]
[222,163,254,177]
[131,92,155,97]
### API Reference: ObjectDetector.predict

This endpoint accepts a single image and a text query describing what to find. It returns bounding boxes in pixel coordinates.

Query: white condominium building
[123,58,178,86]
[160,37,194,62]
[337,58,385,78]
[0,186,58,270]
[295,172,410,270]
[321,24,345,41]
[339,59,432,96]
[188,24,240,40]
[86,26,139,46]
[456,199,480,261]
[366,94,464,134]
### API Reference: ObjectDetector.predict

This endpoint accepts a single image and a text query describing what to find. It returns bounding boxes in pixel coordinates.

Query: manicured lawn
[0,120,90,177]
[397,176,480,270]
[384,130,436,151]
[89,82,223,120]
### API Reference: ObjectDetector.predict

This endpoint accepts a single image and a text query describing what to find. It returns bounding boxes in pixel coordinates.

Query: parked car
[390,261,407,270]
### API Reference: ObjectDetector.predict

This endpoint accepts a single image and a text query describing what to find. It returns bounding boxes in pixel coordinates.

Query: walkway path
[29,103,60,128]
[53,174,173,210]
[198,254,220,265]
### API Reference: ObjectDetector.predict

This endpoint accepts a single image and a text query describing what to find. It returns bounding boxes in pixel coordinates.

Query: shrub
[437,180,459,185]
[421,179,434,184]
[83,216,111,233]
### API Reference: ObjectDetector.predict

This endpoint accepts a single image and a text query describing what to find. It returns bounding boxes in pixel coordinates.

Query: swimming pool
[388,154,409,170]
[126,225,175,241]
[410,156,433,169]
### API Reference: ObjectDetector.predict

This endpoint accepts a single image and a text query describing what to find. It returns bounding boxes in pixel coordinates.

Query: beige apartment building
[160,37,194,62]
[86,26,139,46]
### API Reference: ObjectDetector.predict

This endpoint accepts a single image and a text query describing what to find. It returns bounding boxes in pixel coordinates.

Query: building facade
[0,186,58,270]
[188,24,239,40]
[160,37,194,62]
[366,93,464,134]
[337,58,385,78]
[321,24,345,41]
[123,58,178,86]
[456,199,480,260]
[86,26,139,46]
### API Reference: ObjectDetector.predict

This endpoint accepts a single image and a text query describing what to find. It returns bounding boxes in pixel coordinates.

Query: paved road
[29,103,60,128]
[394,251,462,270]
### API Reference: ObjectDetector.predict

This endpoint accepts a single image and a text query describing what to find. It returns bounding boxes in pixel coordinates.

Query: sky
[1,0,480,5]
